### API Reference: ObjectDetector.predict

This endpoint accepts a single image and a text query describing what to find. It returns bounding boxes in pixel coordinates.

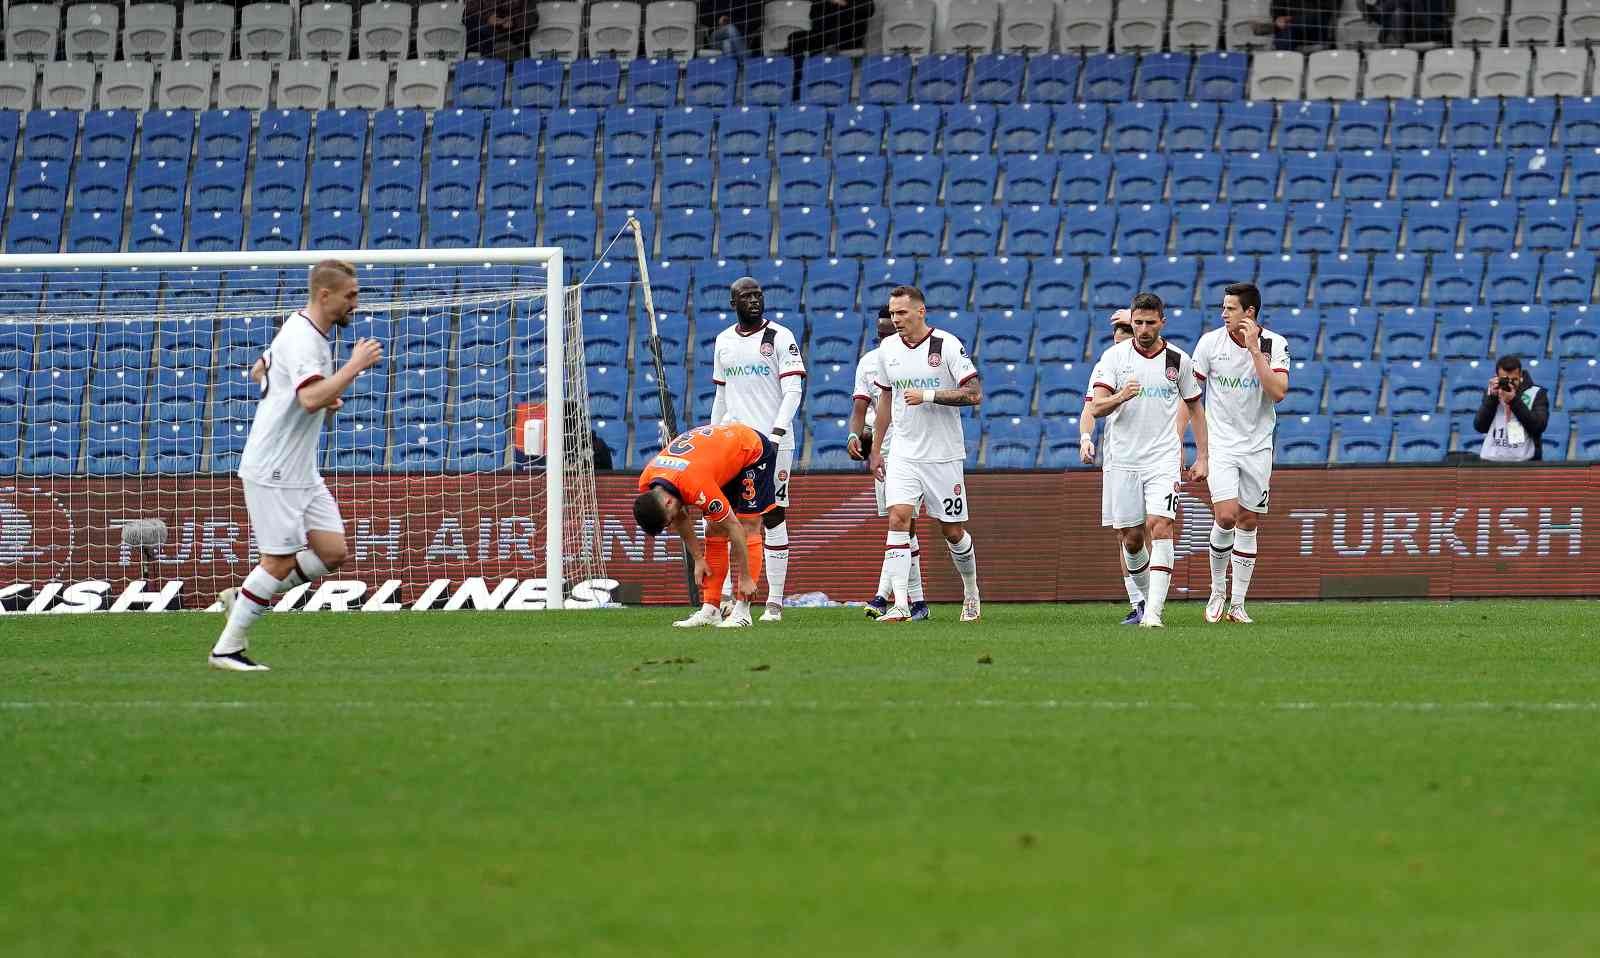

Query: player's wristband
[922,389,936,403]
[847,432,860,444]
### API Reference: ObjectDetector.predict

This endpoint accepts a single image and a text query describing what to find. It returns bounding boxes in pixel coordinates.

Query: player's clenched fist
[1118,379,1141,402]
[347,337,383,371]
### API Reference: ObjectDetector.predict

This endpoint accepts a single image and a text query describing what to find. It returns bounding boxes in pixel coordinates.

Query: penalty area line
[2,700,1600,713]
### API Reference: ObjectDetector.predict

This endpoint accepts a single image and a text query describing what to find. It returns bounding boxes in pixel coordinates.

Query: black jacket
[1473,371,1550,460]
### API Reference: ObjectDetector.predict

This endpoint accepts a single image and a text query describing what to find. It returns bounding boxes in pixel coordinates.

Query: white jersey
[1092,337,1201,475]
[711,320,805,451]
[1086,360,1113,468]
[237,311,334,488]
[1191,325,1291,458]
[853,342,894,455]
[873,326,979,464]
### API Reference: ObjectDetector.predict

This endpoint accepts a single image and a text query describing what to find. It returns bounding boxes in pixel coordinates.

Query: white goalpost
[0,246,606,613]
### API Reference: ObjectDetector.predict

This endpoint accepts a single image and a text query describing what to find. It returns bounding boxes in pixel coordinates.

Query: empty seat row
[1254,46,1600,102]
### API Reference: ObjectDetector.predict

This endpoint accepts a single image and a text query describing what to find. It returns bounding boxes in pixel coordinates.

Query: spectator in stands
[786,0,876,56]
[592,429,615,471]
[711,14,751,57]
[1271,0,1339,50]
[466,0,536,60]
[703,1,763,55]
[1474,356,1549,462]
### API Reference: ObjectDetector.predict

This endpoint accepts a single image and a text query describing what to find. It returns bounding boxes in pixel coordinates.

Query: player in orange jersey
[633,423,781,629]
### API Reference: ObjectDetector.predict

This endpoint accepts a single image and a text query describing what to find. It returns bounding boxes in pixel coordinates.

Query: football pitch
[3,600,1599,957]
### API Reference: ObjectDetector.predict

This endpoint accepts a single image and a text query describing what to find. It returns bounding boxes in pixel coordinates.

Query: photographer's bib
[1480,386,1540,462]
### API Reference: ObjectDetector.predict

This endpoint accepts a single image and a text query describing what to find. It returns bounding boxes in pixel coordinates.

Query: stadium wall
[1,466,1595,611]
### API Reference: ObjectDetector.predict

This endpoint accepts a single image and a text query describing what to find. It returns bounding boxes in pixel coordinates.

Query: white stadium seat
[124,3,178,60]
[299,3,355,59]
[1168,0,1221,51]
[1224,0,1272,51]
[157,59,214,109]
[942,0,1000,54]
[999,0,1053,54]
[762,1,811,55]
[99,59,156,109]
[1453,0,1505,46]
[644,1,697,60]
[277,58,332,107]
[1476,45,1531,97]
[40,59,96,109]
[181,3,234,60]
[1113,0,1166,52]
[587,1,642,58]
[1363,48,1418,100]
[0,61,39,109]
[532,2,583,60]
[1532,46,1588,98]
[7,4,63,61]
[394,58,447,109]
[1420,47,1474,99]
[1306,49,1358,100]
[1507,0,1559,45]
[1249,50,1303,101]
[218,58,272,108]
[239,2,294,59]
[1566,0,1600,46]
[881,0,937,56]
[1059,0,1112,52]
[65,3,120,60]
[358,2,411,59]
[334,58,389,108]
[416,2,467,61]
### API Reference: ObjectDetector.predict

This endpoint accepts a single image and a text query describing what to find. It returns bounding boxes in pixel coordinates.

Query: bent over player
[633,423,781,629]
[1087,292,1208,630]
[703,277,805,622]
[867,286,983,623]
[211,260,383,671]
[1191,282,1289,624]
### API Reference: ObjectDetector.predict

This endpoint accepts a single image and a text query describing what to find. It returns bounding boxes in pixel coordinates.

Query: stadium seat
[1220,102,1273,152]
[978,360,1033,417]
[1024,53,1081,103]
[1316,256,1368,309]
[945,104,996,154]
[921,259,976,310]
[1280,360,1326,415]
[604,106,657,161]
[1336,415,1392,463]
[1283,151,1336,201]
[1171,151,1223,204]
[1438,308,1492,359]
[1145,256,1198,308]
[1200,253,1256,308]
[1365,50,1419,99]
[1064,205,1114,256]
[1082,53,1135,101]
[1109,101,1163,153]
[1447,99,1499,149]
[15,159,70,212]
[1379,307,1435,360]
[1270,308,1319,360]
[1393,414,1450,462]
[1430,253,1486,307]
[887,104,940,154]
[1338,150,1393,202]
[860,55,911,104]
[1166,102,1219,152]
[1287,201,1344,254]
[975,257,1030,309]
[1027,257,1085,310]
[1225,152,1280,203]
[1306,50,1359,99]
[775,205,827,259]
[1523,198,1576,251]
[1005,205,1060,257]
[1033,312,1089,364]
[1275,414,1331,464]
[546,108,599,158]
[985,417,1041,468]
[1174,203,1227,256]
[1053,103,1106,152]
[1280,101,1332,151]
[1477,47,1532,98]
[836,205,888,258]
[1115,204,1169,256]
[1087,256,1140,311]
[828,103,883,157]
[1462,199,1516,253]
[1250,51,1304,100]
[1444,360,1494,413]
[947,205,1001,257]
[1391,100,1445,150]
[717,106,771,158]
[1386,360,1443,414]
[1561,358,1600,411]
[1577,414,1600,459]
[1554,306,1600,358]
[1405,200,1459,254]
[1541,250,1597,305]
[1323,308,1376,361]
[1112,153,1167,205]
[915,54,966,104]
[1348,202,1401,254]
[451,59,506,109]
[1484,252,1538,307]
[972,53,1023,103]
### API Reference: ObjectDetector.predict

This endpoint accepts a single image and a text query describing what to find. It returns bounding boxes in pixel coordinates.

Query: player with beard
[210,261,382,670]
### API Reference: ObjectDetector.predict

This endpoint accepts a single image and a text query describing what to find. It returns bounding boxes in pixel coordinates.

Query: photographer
[1474,356,1549,461]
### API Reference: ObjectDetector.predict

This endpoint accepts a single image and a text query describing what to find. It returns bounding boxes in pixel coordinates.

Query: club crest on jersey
[927,353,942,368]
[1165,366,1179,382]
[953,482,963,496]
[778,469,789,481]
[760,341,774,357]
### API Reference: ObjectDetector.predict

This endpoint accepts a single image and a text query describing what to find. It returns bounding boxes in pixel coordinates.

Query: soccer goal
[0,246,607,613]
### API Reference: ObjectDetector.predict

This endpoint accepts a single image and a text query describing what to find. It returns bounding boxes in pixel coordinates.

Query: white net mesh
[0,252,605,611]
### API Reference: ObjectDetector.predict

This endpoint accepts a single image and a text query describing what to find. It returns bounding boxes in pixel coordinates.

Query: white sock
[1123,543,1151,598]
[763,521,789,607]
[947,531,978,598]
[1147,539,1175,619]
[875,554,892,601]
[908,534,925,603]
[1209,523,1235,597]
[884,530,912,608]
[274,548,332,594]
[732,598,751,619]
[213,565,281,655]
[1123,573,1144,606]
[1231,529,1258,607]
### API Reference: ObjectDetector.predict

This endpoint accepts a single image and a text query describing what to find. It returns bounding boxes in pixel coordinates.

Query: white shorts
[774,446,793,508]
[875,476,889,517]
[1100,469,1115,527]
[1209,448,1273,514]
[884,457,970,523]
[243,479,345,555]
[1105,466,1180,530]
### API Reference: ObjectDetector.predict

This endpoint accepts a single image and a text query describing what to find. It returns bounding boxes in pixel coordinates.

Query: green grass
[4,600,1600,957]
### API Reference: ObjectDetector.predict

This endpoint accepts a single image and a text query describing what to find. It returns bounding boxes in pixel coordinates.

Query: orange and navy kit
[636,423,780,520]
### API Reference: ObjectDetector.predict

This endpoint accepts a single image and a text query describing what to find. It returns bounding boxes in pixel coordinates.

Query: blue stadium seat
[977,309,1033,363]
[833,154,886,205]
[369,158,420,211]
[1541,410,1571,460]
[1541,250,1595,305]
[1523,198,1576,251]
[510,59,562,109]
[1258,254,1311,306]
[975,256,1029,309]
[373,108,425,161]
[1005,205,1059,257]
[1511,147,1564,199]
[1438,308,1491,359]
[1183,50,1239,98]
[1115,203,1169,256]
[717,105,771,157]
[835,205,888,258]
[23,421,81,474]
[1160,102,1214,152]
[66,209,121,253]
[1082,53,1135,101]
[1033,312,1089,363]
[1232,202,1284,255]
[886,103,940,153]
[947,205,1002,256]
[1335,100,1388,151]
[1392,413,1449,462]
[601,156,654,213]
[586,365,628,421]
[191,158,245,212]
[452,59,506,108]
[1452,149,1507,200]
[1109,101,1164,152]
[889,205,944,257]
[1391,99,1444,149]
[1447,98,1499,147]
[1201,253,1256,307]
[1338,149,1392,201]
[1559,96,1600,146]
[427,209,479,248]
[309,159,363,213]
[803,364,855,418]
[15,159,69,212]
[542,156,595,210]
[1280,360,1326,414]
[544,207,596,263]
[8,210,63,253]
[1336,415,1393,463]
[1573,150,1600,199]
[627,57,679,108]
[1399,200,1458,256]
[1174,202,1228,255]
[1484,252,1538,306]
[1321,307,1375,361]
[1136,53,1191,102]
[803,258,860,312]
[1554,306,1600,359]
[1219,101,1272,151]
[481,111,539,166]
[692,258,748,312]
[662,156,712,208]
[1443,361,1494,413]
[921,259,976,310]
[855,54,909,103]
[390,422,447,472]
[1395,149,1449,199]
[778,155,828,208]
[888,154,942,207]
[985,416,1042,468]
[83,110,135,163]
[189,209,242,250]
[546,108,599,158]
[1064,204,1114,255]
[1022,53,1080,103]
[448,419,508,473]
[915,54,966,104]
[23,110,79,162]
[1347,201,1401,253]
[757,259,804,312]
[972,53,1024,103]
[1494,304,1551,356]
[945,154,999,204]
[1145,256,1198,308]
[1386,360,1443,414]
[1380,307,1435,359]
[1053,102,1106,152]
[84,418,142,475]
[1429,252,1485,306]
[1561,358,1600,411]
[1037,415,1086,469]
[1027,256,1085,310]
[1275,414,1331,463]
[677,56,732,106]
[801,54,853,106]
[1038,361,1091,418]
[808,313,862,366]
[252,158,307,213]
[483,207,533,247]
[996,103,1050,153]
[570,58,621,107]
[140,109,195,162]
[1087,256,1141,311]
[1315,255,1367,308]
[1576,413,1600,458]
[258,109,311,162]
[721,155,772,207]
[832,104,885,156]
[1113,152,1167,204]
[1225,152,1280,203]
[1283,151,1336,201]
[717,207,770,259]
[776,103,827,156]
[248,208,302,250]
[1171,151,1223,204]
[1280,101,1332,151]
[1505,97,1557,147]
[777,205,829,259]
[132,159,188,215]
[945,104,997,153]
[604,106,656,161]
[453,365,510,422]
[1271,308,1318,359]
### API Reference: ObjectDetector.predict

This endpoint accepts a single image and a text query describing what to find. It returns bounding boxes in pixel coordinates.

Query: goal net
[0,247,607,614]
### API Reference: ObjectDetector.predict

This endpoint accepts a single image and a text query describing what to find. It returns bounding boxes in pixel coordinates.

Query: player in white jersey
[1190,282,1290,624]
[849,305,928,621]
[1078,310,1148,625]
[867,285,984,623]
[208,261,383,671]
[1087,292,1209,629]
[678,276,804,627]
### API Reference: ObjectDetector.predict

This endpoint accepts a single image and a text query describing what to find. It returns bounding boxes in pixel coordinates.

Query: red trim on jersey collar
[898,325,935,349]
[1133,337,1166,359]
[734,320,769,337]
[298,310,333,341]
[1227,328,1249,349]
